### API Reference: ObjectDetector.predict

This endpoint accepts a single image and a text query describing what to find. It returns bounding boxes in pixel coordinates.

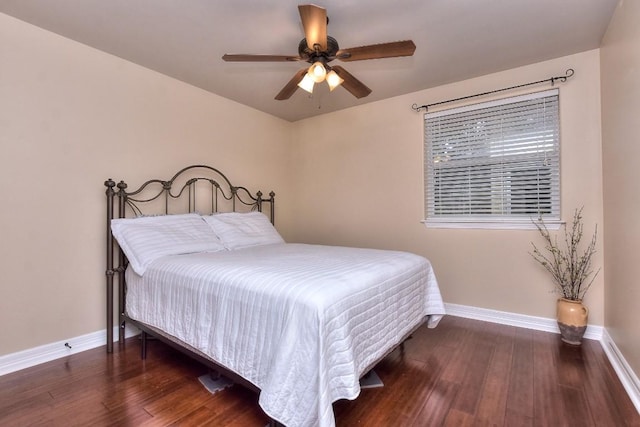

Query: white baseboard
[0,305,607,377]
[0,325,139,377]
[1,305,638,417]
[600,329,640,414]
[444,302,603,340]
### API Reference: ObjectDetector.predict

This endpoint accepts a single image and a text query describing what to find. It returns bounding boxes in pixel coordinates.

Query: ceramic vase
[556,298,588,345]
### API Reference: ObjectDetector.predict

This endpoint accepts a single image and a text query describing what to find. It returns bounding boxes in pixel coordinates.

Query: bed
[104,165,445,427]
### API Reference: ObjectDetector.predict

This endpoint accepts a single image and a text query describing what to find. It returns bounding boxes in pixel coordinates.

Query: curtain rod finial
[552,68,575,85]
[412,103,427,112]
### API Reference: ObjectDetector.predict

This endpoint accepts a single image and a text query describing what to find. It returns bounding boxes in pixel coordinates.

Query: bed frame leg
[400,334,413,358]
[140,331,147,360]
[209,368,221,380]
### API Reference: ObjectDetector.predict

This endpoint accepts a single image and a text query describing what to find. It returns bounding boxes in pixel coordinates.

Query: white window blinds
[424,89,560,226]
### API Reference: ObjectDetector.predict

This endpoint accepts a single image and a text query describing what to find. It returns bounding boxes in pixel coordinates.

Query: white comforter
[125,243,445,427]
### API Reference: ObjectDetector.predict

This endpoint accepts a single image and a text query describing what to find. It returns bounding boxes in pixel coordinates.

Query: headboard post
[256,191,263,213]
[116,181,128,344]
[104,179,116,353]
[269,191,276,225]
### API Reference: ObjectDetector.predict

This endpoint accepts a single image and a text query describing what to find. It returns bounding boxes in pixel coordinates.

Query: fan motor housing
[299,36,340,62]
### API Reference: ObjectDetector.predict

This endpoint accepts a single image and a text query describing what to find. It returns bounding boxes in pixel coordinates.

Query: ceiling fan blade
[275,69,308,100]
[331,66,372,99]
[298,4,327,51]
[222,54,301,62]
[336,40,416,61]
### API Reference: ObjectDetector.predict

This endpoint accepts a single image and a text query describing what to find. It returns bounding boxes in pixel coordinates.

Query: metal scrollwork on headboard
[104,165,276,352]
[110,164,275,221]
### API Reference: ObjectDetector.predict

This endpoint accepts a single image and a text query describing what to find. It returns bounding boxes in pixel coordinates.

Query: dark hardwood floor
[1,316,638,426]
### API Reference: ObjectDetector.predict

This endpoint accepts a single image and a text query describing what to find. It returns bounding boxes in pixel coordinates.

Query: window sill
[421,219,563,230]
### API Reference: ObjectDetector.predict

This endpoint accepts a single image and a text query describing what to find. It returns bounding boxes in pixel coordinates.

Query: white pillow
[111,213,225,276]
[203,211,284,250]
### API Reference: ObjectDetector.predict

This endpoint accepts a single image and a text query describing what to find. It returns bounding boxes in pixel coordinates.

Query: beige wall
[290,50,605,324]
[0,11,611,361]
[601,0,640,378]
[0,13,294,356]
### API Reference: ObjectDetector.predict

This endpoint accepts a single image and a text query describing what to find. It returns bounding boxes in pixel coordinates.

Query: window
[424,89,560,229]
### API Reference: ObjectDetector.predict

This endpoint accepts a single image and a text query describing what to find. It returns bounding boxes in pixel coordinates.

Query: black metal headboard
[104,164,276,352]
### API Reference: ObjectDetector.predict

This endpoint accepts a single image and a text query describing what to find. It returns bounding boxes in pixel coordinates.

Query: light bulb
[308,62,326,83]
[297,73,315,93]
[326,70,344,91]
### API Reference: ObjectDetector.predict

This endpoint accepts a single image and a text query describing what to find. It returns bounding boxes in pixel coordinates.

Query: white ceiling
[0,0,618,122]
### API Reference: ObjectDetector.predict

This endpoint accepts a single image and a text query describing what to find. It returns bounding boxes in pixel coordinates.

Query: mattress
[125,243,445,427]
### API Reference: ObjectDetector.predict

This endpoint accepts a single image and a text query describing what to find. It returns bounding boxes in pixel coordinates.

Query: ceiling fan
[222,4,416,100]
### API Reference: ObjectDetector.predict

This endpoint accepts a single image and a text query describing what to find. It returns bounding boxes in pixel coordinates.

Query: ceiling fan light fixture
[224,5,415,101]
[326,69,344,91]
[297,73,315,93]
[308,61,327,83]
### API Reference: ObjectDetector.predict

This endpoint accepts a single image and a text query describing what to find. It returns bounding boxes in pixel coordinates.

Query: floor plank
[0,316,638,426]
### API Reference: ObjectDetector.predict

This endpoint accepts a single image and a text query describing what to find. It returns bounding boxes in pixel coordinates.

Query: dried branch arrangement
[530,207,600,301]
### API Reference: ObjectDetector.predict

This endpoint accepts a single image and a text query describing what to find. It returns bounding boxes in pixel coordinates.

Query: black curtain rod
[411,68,574,113]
